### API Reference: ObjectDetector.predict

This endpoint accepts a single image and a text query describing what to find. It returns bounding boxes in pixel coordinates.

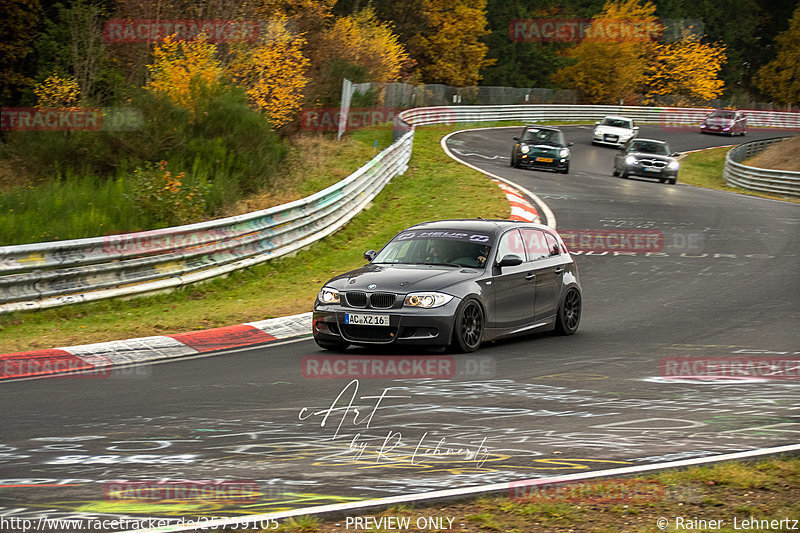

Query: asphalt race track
[1,125,799,528]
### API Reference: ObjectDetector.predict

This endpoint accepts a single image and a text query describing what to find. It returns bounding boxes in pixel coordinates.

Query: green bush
[0,86,286,244]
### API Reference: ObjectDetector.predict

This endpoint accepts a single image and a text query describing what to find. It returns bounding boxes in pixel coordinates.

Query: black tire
[659,178,666,183]
[619,168,629,179]
[554,287,581,335]
[314,337,349,351]
[669,177,677,185]
[560,163,570,174]
[451,299,484,353]
[612,165,619,177]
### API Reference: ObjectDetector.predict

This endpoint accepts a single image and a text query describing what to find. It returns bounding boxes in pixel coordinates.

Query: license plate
[536,157,553,163]
[345,313,390,326]
[605,135,618,141]
[643,167,661,172]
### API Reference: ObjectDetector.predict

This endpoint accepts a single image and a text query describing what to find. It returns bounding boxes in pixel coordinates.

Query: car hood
[595,125,634,135]
[325,263,481,293]
[523,141,565,151]
[629,151,674,162]
[704,117,733,126]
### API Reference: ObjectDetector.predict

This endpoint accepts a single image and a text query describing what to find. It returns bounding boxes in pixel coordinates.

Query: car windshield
[602,118,632,129]
[709,111,736,119]
[521,128,565,144]
[629,141,670,155]
[373,232,493,268]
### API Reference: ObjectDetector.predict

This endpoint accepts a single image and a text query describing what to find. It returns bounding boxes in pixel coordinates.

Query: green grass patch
[0,124,508,353]
[678,146,800,204]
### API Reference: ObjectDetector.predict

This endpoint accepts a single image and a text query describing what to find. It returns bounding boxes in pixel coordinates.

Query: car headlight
[317,287,340,304]
[520,144,530,154]
[667,160,679,170]
[593,129,600,136]
[559,148,569,158]
[625,155,637,165]
[404,292,454,308]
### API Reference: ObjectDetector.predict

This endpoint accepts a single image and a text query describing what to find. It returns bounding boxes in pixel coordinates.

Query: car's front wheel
[554,287,581,335]
[452,299,484,352]
[314,338,349,351]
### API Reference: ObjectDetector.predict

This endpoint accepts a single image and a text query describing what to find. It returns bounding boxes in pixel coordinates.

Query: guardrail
[2,104,798,314]
[723,137,800,198]
[0,131,413,314]
[396,104,800,132]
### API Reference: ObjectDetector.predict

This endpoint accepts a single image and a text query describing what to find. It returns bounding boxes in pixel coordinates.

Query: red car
[700,110,747,136]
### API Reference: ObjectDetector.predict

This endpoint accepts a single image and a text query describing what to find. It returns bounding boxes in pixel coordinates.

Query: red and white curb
[0,313,312,380]
[491,179,540,222]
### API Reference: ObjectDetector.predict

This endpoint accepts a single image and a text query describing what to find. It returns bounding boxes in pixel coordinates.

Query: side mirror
[496,254,523,268]
[567,142,574,147]
[633,126,639,130]
[364,250,377,261]
[595,121,600,125]
[670,152,680,157]
[513,136,519,141]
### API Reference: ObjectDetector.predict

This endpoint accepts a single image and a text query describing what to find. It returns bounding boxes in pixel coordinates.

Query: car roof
[405,219,554,235]
[630,138,667,144]
[522,124,563,132]
[602,115,633,121]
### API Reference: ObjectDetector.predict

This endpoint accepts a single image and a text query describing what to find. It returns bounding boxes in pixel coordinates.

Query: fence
[2,104,798,314]
[724,138,800,198]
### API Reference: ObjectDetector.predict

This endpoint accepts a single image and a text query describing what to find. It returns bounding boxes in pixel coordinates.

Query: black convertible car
[313,219,582,352]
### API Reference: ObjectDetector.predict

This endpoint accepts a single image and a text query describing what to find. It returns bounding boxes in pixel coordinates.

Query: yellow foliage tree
[643,37,726,106]
[33,73,81,108]
[146,34,224,118]
[754,3,800,106]
[313,8,410,84]
[409,0,494,86]
[228,17,309,129]
[551,0,658,104]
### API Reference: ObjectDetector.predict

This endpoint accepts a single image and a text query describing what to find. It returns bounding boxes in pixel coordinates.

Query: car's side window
[497,229,525,261]
[521,229,549,261]
[544,232,561,256]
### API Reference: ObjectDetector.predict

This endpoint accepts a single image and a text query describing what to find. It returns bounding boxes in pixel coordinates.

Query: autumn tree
[408,0,494,86]
[228,17,309,128]
[642,35,726,106]
[146,35,224,118]
[303,8,411,105]
[754,2,800,106]
[550,0,658,104]
[0,0,41,102]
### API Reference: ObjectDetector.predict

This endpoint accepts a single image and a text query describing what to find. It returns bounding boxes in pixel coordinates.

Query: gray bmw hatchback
[313,219,582,352]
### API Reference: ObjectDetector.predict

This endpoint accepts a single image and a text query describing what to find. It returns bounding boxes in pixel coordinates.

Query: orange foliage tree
[313,8,410,84]
[642,36,726,106]
[145,34,224,118]
[550,0,658,104]
[227,17,310,129]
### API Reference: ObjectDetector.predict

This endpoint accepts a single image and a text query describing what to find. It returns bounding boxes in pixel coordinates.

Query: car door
[522,229,565,320]
[490,229,535,328]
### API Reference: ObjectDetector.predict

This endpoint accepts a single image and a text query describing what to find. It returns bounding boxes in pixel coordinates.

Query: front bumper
[593,133,632,146]
[313,298,462,346]
[518,154,569,171]
[624,164,678,179]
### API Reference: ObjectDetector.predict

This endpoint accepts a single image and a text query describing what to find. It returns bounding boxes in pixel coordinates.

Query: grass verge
[273,455,800,532]
[0,124,509,353]
[678,146,800,204]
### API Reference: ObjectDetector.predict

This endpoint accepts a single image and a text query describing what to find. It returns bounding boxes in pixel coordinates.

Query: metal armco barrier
[723,137,800,198]
[0,131,413,314]
[2,104,798,314]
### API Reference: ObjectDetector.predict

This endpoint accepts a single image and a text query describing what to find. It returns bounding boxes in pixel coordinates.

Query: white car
[592,116,638,147]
